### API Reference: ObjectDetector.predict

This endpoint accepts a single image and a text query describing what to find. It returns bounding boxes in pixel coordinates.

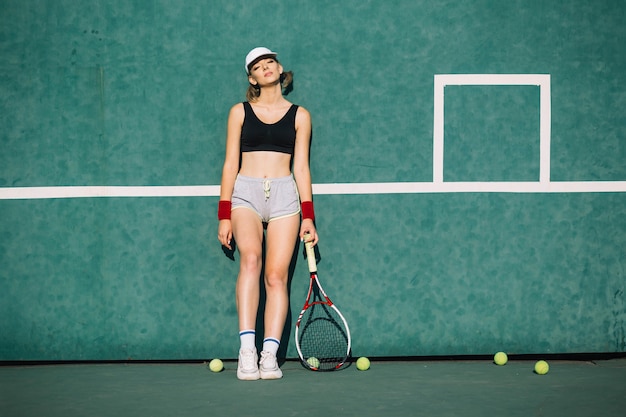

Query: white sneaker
[259,351,283,380]
[237,348,260,381]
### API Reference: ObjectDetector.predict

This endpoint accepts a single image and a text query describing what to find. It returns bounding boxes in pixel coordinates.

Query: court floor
[1,357,625,417]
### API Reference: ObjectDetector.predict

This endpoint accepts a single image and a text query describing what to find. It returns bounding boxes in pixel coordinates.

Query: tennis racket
[295,234,351,371]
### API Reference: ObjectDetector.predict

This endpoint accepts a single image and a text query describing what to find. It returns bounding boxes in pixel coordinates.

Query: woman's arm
[219,103,244,200]
[217,103,244,249]
[292,106,318,245]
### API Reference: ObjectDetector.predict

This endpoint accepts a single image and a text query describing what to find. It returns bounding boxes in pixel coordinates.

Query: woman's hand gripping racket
[295,234,351,371]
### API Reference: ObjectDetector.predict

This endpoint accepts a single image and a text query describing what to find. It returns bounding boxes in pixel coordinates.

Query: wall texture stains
[1,0,624,360]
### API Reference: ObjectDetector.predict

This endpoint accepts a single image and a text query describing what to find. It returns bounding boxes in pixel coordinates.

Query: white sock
[262,337,280,356]
[239,330,256,350]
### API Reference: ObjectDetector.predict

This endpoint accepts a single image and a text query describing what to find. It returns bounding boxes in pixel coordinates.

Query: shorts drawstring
[263,179,271,200]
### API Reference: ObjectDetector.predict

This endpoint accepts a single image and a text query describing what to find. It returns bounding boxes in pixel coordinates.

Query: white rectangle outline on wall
[433,74,551,184]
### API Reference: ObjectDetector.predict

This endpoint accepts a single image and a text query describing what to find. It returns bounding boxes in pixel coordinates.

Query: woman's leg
[232,208,264,330]
[231,208,264,380]
[258,214,300,379]
[263,214,300,340]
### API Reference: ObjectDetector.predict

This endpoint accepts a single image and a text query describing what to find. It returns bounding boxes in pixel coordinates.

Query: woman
[217,47,318,380]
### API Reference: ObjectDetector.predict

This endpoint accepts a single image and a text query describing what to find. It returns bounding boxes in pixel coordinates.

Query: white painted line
[1,182,625,200]
[313,181,626,194]
[0,185,220,200]
[539,76,551,183]
[436,74,550,86]
[433,76,445,184]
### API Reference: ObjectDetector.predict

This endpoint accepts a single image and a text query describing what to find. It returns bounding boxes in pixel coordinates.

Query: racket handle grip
[303,233,317,273]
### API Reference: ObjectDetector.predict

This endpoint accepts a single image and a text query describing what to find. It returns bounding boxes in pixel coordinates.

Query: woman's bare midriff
[239,151,293,178]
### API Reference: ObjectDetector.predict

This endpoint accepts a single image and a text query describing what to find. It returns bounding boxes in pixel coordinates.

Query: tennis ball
[356,357,370,371]
[307,357,320,368]
[494,351,508,365]
[209,358,224,373]
[534,360,549,375]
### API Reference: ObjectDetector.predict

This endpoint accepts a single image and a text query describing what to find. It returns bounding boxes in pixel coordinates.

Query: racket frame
[295,235,351,371]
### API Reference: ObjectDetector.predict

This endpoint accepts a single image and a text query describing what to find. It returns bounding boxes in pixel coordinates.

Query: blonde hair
[246,69,294,102]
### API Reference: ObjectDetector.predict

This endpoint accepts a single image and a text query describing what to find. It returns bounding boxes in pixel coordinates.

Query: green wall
[1,0,624,360]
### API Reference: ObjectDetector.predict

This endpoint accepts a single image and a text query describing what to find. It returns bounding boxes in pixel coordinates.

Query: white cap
[245,47,277,74]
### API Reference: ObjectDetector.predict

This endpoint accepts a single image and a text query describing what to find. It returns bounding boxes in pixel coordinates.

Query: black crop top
[240,102,298,155]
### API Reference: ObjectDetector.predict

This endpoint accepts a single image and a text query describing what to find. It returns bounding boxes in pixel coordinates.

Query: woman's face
[248,58,283,86]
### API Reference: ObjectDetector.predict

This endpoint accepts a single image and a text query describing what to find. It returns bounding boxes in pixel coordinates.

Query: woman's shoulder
[228,102,246,116]
[294,104,310,119]
[294,104,311,130]
[226,102,246,126]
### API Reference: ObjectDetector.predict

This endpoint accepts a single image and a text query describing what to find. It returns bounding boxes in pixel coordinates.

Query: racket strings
[298,303,349,370]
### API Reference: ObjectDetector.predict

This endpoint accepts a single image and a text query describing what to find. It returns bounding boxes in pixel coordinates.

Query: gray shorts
[231,174,300,223]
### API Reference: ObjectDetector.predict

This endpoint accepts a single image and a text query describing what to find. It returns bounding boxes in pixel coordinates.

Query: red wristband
[218,200,232,220]
[301,201,315,220]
